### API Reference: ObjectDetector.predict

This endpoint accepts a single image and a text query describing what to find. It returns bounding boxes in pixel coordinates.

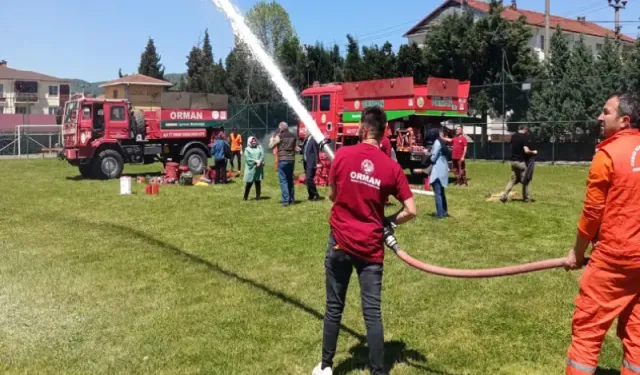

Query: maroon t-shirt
[329,143,413,263]
[452,135,468,160]
[380,136,392,157]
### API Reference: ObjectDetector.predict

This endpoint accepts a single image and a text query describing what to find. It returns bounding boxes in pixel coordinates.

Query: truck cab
[299,82,343,142]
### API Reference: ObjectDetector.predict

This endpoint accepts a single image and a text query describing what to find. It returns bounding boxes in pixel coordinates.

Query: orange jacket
[578,129,640,267]
[230,133,242,152]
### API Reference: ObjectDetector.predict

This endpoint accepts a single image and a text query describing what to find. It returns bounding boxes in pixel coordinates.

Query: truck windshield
[303,96,312,111]
[63,101,79,124]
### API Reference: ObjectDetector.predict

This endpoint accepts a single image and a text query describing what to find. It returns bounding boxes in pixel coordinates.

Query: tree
[595,37,624,103]
[118,68,124,78]
[225,45,251,102]
[344,35,364,82]
[186,46,206,92]
[138,37,165,80]
[362,42,398,80]
[277,36,307,93]
[625,38,640,93]
[202,29,215,69]
[397,43,427,84]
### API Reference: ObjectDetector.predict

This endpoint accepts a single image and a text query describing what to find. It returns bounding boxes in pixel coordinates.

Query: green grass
[0,157,624,375]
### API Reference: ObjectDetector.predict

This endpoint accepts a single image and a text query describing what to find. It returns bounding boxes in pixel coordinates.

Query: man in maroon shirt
[312,107,417,375]
[451,126,468,186]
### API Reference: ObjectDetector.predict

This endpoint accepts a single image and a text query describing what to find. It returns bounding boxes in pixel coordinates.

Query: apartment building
[0,60,70,115]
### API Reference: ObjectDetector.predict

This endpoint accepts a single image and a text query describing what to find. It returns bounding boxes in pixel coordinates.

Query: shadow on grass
[85,220,444,375]
[334,340,459,375]
[595,368,620,375]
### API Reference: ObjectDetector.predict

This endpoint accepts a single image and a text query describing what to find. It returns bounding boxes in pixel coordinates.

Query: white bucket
[120,176,132,195]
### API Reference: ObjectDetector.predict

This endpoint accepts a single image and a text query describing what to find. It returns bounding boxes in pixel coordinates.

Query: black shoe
[500,195,508,204]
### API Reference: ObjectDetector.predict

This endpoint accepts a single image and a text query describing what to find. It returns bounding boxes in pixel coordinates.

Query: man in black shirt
[500,125,537,203]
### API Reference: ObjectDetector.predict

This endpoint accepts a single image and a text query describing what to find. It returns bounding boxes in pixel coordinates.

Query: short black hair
[518,124,529,131]
[360,106,387,139]
[609,92,640,129]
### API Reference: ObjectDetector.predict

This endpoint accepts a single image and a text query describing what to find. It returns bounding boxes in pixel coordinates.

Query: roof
[0,65,68,82]
[404,0,635,44]
[99,74,173,88]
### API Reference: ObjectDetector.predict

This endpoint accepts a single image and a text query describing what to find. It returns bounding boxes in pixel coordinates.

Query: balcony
[15,93,39,103]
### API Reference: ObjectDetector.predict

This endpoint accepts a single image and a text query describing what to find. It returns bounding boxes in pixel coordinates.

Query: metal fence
[0,126,62,158]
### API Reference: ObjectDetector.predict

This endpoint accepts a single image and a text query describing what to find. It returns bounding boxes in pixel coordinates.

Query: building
[403,0,636,140]
[99,74,173,111]
[0,60,70,115]
[404,0,635,59]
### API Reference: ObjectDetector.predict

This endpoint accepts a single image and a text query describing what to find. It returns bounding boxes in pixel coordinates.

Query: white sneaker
[312,362,333,375]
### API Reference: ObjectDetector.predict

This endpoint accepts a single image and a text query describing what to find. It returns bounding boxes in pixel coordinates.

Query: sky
[2,0,639,82]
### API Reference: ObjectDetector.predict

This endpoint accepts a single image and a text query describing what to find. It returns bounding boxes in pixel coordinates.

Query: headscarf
[247,136,258,148]
[425,128,441,144]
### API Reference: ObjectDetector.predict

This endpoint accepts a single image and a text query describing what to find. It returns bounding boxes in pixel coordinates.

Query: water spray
[210,0,571,278]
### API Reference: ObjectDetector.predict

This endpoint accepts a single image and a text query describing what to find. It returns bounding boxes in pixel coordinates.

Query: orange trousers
[566,256,640,375]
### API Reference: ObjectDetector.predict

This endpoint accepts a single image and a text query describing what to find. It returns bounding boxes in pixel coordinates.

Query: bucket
[120,176,132,195]
[151,183,159,195]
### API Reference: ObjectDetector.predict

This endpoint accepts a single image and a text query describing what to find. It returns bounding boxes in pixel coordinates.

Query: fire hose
[317,139,574,278]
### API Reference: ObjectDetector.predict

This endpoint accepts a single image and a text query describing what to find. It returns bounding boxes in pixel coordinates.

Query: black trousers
[214,159,226,184]
[306,165,319,199]
[322,232,385,374]
[243,181,261,200]
[229,151,242,170]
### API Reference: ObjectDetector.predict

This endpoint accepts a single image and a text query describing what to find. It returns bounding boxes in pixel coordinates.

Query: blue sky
[2,0,639,82]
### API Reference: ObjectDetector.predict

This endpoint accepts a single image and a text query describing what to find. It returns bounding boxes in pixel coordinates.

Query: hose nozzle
[383,223,401,254]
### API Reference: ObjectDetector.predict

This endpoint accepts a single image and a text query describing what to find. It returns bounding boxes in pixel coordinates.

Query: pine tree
[118,68,123,78]
[277,36,306,93]
[138,37,165,80]
[186,46,206,92]
[397,43,426,84]
[202,29,214,69]
[595,37,624,101]
[563,36,598,139]
[344,35,363,82]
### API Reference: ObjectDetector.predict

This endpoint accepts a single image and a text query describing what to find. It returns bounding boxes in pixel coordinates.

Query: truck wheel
[93,149,124,180]
[79,164,93,179]
[181,148,208,175]
[132,110,146,137]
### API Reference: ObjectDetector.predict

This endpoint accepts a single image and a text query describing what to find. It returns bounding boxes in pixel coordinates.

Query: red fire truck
[61,92,228,179]
[297,76,470,172]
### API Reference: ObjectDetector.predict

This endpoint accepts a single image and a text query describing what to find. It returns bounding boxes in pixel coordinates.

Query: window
[48,85,59,96]
[0,106,4,114]
[539,35,545,52]
[81,105,92,120]
[15,106,29,114]
[110,106,126,121]
[0,84,4,95]
[303,96,313,111]
[320,95,331,111]
[596,44,603,53]
[48,106,59,115]
[112,89,118,99]
[313,95,318,111]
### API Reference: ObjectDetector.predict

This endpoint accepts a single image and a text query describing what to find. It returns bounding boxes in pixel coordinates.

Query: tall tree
[202,29,215,69]
[625,38,640,93]
[186,46,206,92]
[225,45,251,102]
[138,37,165,80]
[344,35,364,82]
[595,37,624,102]
[397,43,426,84]
[278,36,307,93]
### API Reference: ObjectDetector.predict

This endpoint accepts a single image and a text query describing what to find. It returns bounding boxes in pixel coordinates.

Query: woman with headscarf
[426,127,449,218]
[243,136,265,201]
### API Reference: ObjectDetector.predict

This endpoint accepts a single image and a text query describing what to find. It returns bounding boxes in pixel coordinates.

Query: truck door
[104,103,129,140]
[318,94,334,137]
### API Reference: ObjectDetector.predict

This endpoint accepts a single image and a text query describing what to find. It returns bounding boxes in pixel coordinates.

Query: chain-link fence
[223,102,300,145]
[0,126,62,158]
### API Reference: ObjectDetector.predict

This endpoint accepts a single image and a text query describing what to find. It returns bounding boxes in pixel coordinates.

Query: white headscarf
[248,136,258,148]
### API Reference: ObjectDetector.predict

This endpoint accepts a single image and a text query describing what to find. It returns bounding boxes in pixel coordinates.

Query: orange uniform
[230,133,243,152]
[567,129,640,375]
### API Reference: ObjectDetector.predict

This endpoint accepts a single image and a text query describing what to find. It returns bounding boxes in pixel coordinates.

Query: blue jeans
[432,179,448,217]
[278,160,295,204]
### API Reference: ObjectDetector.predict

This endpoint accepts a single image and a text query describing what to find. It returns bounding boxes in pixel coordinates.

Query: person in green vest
[243,136,265,201]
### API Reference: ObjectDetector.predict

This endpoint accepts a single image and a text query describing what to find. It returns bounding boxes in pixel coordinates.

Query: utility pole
[544,0,550,58]
[609,0,627,40]
[502,49,506,162]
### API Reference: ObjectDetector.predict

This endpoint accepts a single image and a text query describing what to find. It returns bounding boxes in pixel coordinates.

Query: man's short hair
[518,124,529,131]
[609,92,640,129]
[279,122,288,130]
[360,106,387,139]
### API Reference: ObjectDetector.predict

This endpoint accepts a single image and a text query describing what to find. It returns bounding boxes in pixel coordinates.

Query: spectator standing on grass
[211,132,227,184]
[500,125,537,203]
[564,92,640,375]
[425,128,450,218]
[312,106,416,375]
[300,129,320,201]
[451,126,469,186]
[243,136,264,201]
[229,128,243,172]
[269,122,297,206]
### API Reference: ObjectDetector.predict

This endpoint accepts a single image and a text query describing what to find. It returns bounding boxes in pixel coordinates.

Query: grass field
[0,156,624,375]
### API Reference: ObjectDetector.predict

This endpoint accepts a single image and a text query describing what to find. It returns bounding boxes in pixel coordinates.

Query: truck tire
[181,148,208,175]
[93,149,124,180]
[132,110,146,137]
